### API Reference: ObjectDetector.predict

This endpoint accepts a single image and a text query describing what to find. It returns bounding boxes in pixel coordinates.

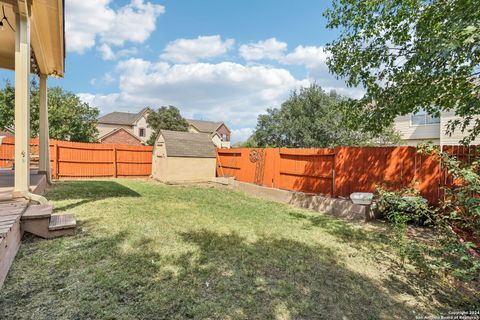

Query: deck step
[49,214,76,231]
[21,204,53,220]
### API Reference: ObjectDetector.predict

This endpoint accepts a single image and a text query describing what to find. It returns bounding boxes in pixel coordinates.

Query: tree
[0,80,99,142]
[251,84,401,148]
[146,106,189,145]
[324,0,480,144]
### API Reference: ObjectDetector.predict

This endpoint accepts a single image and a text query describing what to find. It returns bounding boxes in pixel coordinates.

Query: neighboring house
[152,130,217,183]
[0,127,14,137]
[187,119,231,148]
[394,109,480,146]
[98,128,144,146]
[97,108,152,145]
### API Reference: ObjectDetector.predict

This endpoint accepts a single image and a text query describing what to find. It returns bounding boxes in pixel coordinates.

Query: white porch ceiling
[0,0,65,77]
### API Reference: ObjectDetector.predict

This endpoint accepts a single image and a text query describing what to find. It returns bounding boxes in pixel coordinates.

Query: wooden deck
[0,170,48,287]
[0,200,28,287]
[0,201,27,237]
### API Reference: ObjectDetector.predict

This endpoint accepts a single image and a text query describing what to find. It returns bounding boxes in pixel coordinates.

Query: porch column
[13,9,31,196]
[38,74,50,179]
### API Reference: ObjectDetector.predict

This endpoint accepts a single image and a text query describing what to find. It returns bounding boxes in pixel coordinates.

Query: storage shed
[152,130,217,183]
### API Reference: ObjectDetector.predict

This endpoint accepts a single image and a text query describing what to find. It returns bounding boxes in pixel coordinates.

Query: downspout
[19,191,49,205]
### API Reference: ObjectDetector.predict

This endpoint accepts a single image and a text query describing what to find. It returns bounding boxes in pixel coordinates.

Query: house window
[222,134,227,141]
[410,108,440,126]
[139,128,146,137]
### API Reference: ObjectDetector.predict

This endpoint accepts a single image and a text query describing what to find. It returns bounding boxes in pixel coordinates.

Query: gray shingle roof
[161,130,216,158]
[98,108,149,125]
[186,119,223,133]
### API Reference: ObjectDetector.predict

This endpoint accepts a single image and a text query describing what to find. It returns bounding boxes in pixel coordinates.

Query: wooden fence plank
[216,146,478,204]
[0,139,153,178]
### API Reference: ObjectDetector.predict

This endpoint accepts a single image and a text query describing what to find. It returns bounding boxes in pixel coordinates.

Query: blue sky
[0,0,362,142]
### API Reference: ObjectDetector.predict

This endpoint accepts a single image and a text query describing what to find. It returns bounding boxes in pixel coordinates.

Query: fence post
[113,147,117,178]
[53,141,59,180]
[332,147,340,198]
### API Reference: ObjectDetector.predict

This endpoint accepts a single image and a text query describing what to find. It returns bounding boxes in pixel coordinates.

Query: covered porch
[0,170,48,201]
[0,0,75,288]
[0,0,65,200]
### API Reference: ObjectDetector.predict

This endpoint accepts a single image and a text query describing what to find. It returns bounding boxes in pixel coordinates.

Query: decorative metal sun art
[249,149,261,163]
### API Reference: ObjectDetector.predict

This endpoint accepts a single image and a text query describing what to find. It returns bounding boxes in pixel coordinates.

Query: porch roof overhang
[0,0,65,77]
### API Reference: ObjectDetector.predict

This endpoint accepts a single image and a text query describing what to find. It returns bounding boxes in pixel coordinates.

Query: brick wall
[0,130,14,137]
[100,129,143,146]
[216,124,231,141]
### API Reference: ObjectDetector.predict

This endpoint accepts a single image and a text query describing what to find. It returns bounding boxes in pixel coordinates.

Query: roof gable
[98,108,151,126]
[159,130,216,158]
[186,119,227,133]
[99,127,143,143]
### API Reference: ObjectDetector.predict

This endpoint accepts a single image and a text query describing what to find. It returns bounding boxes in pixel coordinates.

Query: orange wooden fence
[0,137,153,178]
[216,146,479,204]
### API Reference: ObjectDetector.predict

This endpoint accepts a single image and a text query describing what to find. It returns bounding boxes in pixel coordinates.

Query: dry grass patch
[0,179,477,319]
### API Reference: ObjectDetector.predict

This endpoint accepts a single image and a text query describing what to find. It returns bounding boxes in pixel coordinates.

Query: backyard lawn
[0,179,477,319]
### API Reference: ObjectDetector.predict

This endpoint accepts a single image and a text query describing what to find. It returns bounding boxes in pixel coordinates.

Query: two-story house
[187,119,231,148]
[97,108,152,145]
[394,109,480,146]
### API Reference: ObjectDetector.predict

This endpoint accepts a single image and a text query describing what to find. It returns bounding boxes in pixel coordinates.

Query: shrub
[375,186,434,226]
[374,186,434,263]
[374,144,480,281]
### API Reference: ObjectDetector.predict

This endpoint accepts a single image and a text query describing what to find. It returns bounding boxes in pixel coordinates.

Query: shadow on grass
[287,211,478,308]
[47,180,141,212]
[1,228,440,319]
[288,211,388,245]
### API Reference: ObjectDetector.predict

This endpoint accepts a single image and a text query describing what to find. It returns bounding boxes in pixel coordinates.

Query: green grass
[0,179,477,319]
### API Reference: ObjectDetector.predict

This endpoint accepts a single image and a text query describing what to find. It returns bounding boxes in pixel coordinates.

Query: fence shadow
[47,180,141,212]
[0,229,436,319]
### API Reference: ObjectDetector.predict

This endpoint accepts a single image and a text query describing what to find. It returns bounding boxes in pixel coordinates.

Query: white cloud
[89,72,116,87]
[66,0,164,54]
[231,128,254,143]
[282,45,365,98]
[239,38,287,61]
[81,59,309,127]
[282,45,329,68]
[97,43,116,60]
[97,44,139,60]
[160,35,235,63]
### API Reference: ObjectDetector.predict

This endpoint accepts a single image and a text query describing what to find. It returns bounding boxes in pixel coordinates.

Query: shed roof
[160,130,216,158]
[186,119,225,134]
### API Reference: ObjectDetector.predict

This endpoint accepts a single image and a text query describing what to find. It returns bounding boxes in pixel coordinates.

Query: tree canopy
[324,0,480,143]
[146,106,189,145]
[250,84,401,148]
[0,80,99,142]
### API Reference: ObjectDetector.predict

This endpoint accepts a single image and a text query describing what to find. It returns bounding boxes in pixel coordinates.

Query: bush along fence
[216,146,479,204]
[0,137,153,178]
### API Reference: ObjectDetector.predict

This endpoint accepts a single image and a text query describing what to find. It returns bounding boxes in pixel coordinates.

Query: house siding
[394,112,480,145]
[97,123,133,139]
[394,114,440,141]
[440,111,480,145]
[133,115,153,144]
[188,126,200,134]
